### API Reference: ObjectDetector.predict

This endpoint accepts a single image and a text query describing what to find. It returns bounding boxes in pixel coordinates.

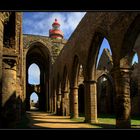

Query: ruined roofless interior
[0,12,140,129]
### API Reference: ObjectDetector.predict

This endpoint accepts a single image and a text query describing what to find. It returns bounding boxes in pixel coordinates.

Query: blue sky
[23,12,86,39]
[23,12,138,102]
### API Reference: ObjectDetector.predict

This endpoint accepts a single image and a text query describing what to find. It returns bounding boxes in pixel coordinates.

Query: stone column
[84,80,98,123]
[61,96,65,116]
[51,95,53,113]
[114,67,131,128]
[57,90,62,115]
[1,58,17,128]
[70,86,78,119]
[0,16,4,128]
[61,90,70,116]
[53,90,57,114]
[64,91,70,116]
[16,79,22,122]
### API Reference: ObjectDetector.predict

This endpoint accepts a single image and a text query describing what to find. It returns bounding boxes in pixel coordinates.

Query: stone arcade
[0,12,140,128]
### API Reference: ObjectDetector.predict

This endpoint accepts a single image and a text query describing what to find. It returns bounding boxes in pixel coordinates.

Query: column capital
[3,57,17,68]
[0,12,10,23]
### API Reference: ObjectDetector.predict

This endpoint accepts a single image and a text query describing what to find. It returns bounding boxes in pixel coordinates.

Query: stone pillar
[16,79,22,122]
[53,90,57,114]
[84,80,98,123]
[70,86,78,119]
[114,68,131,128]
[1,58,17,128]
[62,96,65,116]
[0,17,4,128]
[61,90,70,116]
[51,95,53,113]
[64,91,70,116]
[57,91,62,115]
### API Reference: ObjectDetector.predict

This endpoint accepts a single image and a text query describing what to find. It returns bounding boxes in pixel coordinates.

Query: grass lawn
[71,114,140,128]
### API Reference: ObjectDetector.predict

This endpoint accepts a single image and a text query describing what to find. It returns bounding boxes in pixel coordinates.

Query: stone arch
[25,41,51,112]
[70,55,80,87]
[61,65,70,116]
[69,55,80,118]
[84,32,114,123]
[121,15,140,60]
[113,15,140,128]
[120,15,140,119]
[28,63,40,85]
[86,33,114,80]
[30,92,39,110]
[62,65,69,91]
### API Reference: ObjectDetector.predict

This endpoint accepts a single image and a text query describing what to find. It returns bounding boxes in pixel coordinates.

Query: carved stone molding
[1,12,11,23]
[3,58,17,68]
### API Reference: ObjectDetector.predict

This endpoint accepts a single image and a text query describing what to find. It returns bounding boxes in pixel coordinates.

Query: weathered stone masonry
[0,12,140,128]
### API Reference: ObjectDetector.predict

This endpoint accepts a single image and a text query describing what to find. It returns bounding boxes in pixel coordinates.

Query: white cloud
[23,12,86,39]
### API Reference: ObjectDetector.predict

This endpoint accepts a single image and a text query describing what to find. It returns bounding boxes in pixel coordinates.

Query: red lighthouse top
[52,19,60,26]
[49,18,64,39]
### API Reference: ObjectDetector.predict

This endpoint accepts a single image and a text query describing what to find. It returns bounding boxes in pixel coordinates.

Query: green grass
[71,117,85,122]
[71,114,140,128]
[131,116,140,128]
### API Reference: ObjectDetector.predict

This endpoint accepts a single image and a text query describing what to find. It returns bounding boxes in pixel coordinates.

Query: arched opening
[28,63,40,85]
[132,53,138,65]
[86,34,115,124]
[70,56,86,120]
[70,55,80,119]
[96,38,113,71]
[3,13,16,48]
[77,64,85,118]
[96,37,114,117]
[30,92,39,110]
[130,49,139,117]
[61,65,70,116]
[78,84,85,117]
[97,75,114,116]
[26,42,50,112]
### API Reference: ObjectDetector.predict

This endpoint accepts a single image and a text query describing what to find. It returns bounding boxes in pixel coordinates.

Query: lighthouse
[49,18,64,39]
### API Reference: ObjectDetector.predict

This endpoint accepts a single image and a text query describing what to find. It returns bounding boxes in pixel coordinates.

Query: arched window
[28,63,40,85]
[96,38,112,70]
[30,92,39,110]
[132,52,138,65]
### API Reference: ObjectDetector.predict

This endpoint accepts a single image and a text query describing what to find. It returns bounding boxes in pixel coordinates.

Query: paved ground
[26,111,98,129]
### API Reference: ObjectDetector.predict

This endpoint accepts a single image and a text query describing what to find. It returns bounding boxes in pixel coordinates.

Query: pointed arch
[86,33,114,80]
[28,63,40,85]
[71,55,80,87]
